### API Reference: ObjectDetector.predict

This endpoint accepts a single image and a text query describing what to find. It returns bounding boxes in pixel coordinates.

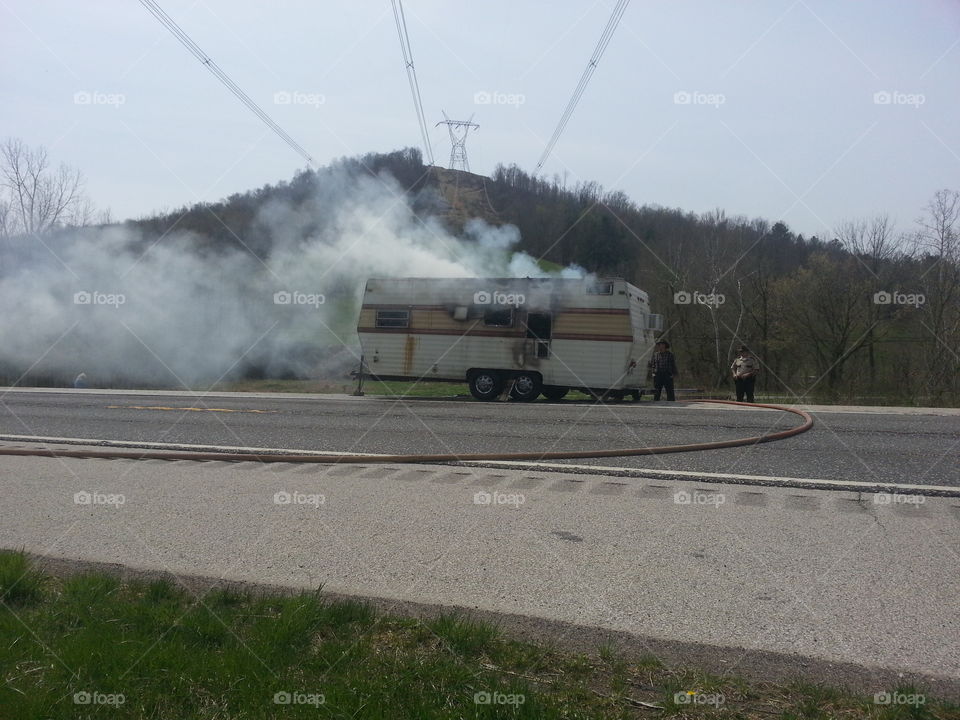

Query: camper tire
[508,372,542,402]
[468,370,504,401]
[541,386,569,401]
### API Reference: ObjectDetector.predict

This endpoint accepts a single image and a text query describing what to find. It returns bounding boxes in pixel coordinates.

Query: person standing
[731,345,760,402]
[648,340,678,401]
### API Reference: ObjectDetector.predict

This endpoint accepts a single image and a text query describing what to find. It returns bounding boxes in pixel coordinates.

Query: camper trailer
[356,277,663,401]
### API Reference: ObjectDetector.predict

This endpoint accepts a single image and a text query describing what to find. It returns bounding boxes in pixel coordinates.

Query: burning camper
[356,277,663,401]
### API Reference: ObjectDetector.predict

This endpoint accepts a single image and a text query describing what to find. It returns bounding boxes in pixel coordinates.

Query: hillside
[430,167,501,227]
[2,148,958,403]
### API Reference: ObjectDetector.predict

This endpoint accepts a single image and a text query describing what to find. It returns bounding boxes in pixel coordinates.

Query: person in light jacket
[731,345,759,402]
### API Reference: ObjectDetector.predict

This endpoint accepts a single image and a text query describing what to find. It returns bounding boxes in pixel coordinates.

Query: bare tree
[774,254,874,397]
[835,214,901,384]
[0,138,89,237]
[913,189,960,398]
[835,214,900,274]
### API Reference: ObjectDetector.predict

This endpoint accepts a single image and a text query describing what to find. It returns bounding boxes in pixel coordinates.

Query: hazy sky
[2,1,958,238]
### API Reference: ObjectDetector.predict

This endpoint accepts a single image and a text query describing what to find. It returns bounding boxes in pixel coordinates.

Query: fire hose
[0,400,812,464]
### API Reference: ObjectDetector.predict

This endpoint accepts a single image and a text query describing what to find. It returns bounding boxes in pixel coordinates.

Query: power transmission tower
[436,112,479,172]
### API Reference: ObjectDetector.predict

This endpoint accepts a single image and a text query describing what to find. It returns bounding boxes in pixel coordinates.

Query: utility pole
[435,111,479,172]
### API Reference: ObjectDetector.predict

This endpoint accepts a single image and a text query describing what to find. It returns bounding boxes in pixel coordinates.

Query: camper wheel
[541,386,569,401]
[468,370,504,401]
[509,372,542,402]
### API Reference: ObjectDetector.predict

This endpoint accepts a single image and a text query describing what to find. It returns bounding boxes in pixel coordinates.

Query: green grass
[0,549,46,606]
[1,552,958,718]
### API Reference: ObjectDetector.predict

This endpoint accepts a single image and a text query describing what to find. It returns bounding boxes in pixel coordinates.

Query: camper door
[524,311,552,360]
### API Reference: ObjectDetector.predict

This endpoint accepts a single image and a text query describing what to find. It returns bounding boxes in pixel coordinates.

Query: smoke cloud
[0,170,585,387]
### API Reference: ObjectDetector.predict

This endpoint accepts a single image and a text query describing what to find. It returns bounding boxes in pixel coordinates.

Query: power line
[138,0,314,165]
[534,0,631,175]
[391,0,434,166]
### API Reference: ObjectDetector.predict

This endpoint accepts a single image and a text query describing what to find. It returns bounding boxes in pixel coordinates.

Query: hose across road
[0,400,813,464]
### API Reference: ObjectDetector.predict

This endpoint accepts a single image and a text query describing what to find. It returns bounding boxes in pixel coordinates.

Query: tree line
[2,138,957,404]
[488,164,959,404]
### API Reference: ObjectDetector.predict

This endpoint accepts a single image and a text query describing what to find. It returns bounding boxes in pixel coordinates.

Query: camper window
[483,309,513,327]
[375,309,410,328]
[586,280,614,295]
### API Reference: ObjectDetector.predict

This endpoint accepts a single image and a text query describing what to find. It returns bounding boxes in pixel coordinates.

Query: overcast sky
[2,1,958,238]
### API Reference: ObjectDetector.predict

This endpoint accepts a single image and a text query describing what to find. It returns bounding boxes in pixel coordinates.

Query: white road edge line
[4,387,960,416]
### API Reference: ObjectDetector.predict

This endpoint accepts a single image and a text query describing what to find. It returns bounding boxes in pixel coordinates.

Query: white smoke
[0,170,585,387]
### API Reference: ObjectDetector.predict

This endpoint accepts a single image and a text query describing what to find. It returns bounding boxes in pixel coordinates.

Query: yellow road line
[106,405,278,414]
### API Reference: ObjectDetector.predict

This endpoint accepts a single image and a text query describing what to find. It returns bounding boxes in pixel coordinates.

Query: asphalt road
[1,388,958,486]
[0,451,957,687]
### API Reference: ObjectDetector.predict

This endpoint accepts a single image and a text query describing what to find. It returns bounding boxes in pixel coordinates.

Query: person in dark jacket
[648,341,678,401]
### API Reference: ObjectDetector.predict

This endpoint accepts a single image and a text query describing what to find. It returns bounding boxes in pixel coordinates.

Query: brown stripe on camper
[552,311,630,338]
[552,334,633,342]
[358,328,632,342]
[362,304,448,311]
[559,308,630,315]
[357,327,526,338]
[362,305,631,315]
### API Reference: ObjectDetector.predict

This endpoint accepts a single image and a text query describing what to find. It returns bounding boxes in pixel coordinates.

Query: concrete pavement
[1,447,957,689]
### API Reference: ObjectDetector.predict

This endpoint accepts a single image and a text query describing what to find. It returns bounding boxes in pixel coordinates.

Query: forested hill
[123,148,958,404]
